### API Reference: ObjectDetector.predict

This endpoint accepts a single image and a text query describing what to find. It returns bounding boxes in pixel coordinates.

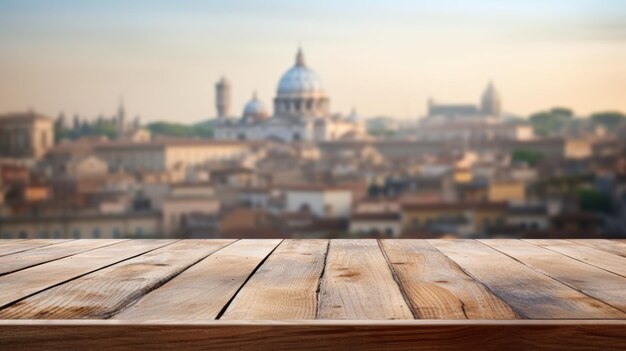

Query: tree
[590,111,625,130]
[511,149,544,167]
[146,120,214,138]
[577,188,612,214]
[528,109,572,136]
[550,107,573,118]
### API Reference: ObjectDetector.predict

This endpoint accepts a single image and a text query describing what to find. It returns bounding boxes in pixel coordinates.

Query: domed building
[214,48,365,142]
[242,92,268,123]
[274,48,330,118]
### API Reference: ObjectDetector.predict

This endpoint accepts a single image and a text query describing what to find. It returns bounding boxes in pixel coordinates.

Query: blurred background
[1,0,625,239]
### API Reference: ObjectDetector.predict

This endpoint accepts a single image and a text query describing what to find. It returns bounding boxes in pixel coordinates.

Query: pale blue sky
[1,0,625,122]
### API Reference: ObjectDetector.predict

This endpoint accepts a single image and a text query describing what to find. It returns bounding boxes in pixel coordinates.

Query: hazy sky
[1,0,625,123]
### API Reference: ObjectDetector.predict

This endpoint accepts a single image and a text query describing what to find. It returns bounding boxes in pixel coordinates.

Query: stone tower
[481,81,502,117]
[117,97,126,135]
[215,76,231,118]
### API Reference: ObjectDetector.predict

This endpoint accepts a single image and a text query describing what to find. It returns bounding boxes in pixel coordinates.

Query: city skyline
[1,1,625,123]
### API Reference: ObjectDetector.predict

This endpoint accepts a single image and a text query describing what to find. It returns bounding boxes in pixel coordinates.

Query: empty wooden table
[0,239,625,350]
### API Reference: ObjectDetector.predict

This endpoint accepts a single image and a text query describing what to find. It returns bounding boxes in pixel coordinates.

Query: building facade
[214,49,365,142]
[0,112,54,161]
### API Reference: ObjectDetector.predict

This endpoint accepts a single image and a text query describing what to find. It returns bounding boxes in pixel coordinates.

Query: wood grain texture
[0,240,234,319]
[0,321,625,351]
[482,239,626,314]
[0,239,72,257]
[0,240,173,309]
[221,239,327,320]
[429,239,625,319]
[0,239,125,276]
[317,239,414,319]
[568,239,626,258]
[0,239,26,246]
[114,239,280,320]
[526,239,626,277]
[379,240,518,319]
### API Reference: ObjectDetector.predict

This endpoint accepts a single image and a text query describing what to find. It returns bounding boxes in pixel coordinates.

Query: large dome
[277,48,324,96]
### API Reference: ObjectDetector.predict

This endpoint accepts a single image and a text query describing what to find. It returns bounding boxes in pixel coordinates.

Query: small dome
[277,48,324,96]
[242,92,268,123]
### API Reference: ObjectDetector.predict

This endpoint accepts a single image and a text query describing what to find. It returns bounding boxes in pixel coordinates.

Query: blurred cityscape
[1,46,625,240]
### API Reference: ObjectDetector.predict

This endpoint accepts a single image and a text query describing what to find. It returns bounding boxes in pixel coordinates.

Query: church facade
[413,82,534,142]
[213,49,365,142]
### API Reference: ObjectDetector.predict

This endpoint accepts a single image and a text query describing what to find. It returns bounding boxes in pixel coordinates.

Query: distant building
[0,112,54,161]
[410,82,533,142]
[284,185,354,218]
[215,76,231,118]
[214,48,366,142]
[0,211,161,239]
[162,183,220,236]
[427,81,502,120]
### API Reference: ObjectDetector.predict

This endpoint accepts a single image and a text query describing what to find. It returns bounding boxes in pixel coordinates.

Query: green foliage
[367,129,396,138]
[550,107,573,118]
[54,120,118,141]
[577,188,612,214]
[590,111,625,130]
[528,109,572,136]
[511,149,544,166]
[146,120,214,138]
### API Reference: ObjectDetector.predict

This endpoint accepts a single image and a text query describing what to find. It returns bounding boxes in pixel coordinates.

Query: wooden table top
[1,239,625,350]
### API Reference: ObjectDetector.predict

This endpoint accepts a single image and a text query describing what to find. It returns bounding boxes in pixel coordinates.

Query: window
[135,227,144,238]
[39,230,50,239]
[72,229,81,239]
[52,230,62,239]
[92,228,101,239]
[1,232,11,239]
[113,228,122,238]
[19,231,28,239]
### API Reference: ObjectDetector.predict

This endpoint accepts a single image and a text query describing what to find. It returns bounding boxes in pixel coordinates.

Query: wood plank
[317,239,414,319]
[0,239,26,247]
[0,239,126,276]
[481,239,626,314]
[0,239,173,309]
[114,239,280,320]
[0,240,234,319]
[568,239,626,258]
[0,239,72,257]
[221,239,327,320]
[1,320,625,351]
[379,240,518,319]
[526,239,626,277]
[429,239,625,319]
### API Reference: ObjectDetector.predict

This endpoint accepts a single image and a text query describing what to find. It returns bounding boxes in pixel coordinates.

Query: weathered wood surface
[482,239,626,313]
[0,239,72,257]
[379,240,518,319]
[116,239,279,320]
[0,320,625,351]
[0,239,125,276]
[221,239,326,320]
[0,240,233,319]
[0,240,173,309]
[526,239,626,277]
[317,240,414,319]
[0,239,625,350]
[429,239,625,318]
[569,239,626,258]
